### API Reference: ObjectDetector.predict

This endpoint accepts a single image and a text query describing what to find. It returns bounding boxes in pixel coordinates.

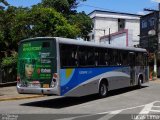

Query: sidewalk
[150,78,160,84]
[0,86,44,101]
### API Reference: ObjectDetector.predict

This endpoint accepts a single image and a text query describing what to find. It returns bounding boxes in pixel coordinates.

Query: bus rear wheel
[99,82,108,98]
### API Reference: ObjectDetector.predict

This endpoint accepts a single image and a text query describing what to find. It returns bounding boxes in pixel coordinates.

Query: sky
[5,0,160,15]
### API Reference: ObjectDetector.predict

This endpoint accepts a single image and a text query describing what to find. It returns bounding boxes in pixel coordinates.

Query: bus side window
[97,48,105,66]
[78,46,87,66]
[110,49,118,66]
[136,53,144,66]
[121,51,128,66]
[87,47,95,66]
[42,42,50,48]
[60,44,78,68]
[78,46,95,67]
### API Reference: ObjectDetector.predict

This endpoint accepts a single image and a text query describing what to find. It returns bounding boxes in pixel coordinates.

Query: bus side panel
[59,67,130,97]
[108,67,130,90]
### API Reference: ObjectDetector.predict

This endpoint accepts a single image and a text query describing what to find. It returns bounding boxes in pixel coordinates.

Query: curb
[0,95,44,102]
[150,80,160,84]
[0,82,17,87]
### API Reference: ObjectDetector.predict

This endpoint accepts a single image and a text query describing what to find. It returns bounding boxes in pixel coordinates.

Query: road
[0,81,160,120]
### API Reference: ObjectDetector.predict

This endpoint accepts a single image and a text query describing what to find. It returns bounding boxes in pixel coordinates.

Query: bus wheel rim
[100,84,107,96]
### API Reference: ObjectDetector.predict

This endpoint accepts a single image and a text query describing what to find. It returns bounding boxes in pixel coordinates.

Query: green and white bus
[17,37,149,97]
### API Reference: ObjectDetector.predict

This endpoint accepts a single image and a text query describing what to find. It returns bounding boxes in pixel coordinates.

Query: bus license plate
[28,83,40,88]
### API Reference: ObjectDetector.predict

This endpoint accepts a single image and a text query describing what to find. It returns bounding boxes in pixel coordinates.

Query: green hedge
[0,52,18,83]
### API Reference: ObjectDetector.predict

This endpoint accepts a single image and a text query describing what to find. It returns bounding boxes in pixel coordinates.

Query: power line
[79,3,119,13]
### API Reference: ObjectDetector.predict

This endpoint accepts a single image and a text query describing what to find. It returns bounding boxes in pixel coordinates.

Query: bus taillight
[53,73,58,79]
[51,73,58,88]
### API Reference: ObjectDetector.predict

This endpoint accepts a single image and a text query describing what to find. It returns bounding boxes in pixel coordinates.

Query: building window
[141,20,147,29]
[149,17,155,27]
[118,19,125,31]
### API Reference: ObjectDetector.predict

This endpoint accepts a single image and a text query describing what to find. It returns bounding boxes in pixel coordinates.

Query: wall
[93,17,118,42]
[89,10,141,46]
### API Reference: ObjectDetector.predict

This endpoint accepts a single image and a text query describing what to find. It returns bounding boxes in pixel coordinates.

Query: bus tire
[99,81,108,98]
[138,77,142,89]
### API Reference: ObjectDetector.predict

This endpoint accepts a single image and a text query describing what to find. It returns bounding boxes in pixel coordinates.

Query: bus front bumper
[17,86,60,95]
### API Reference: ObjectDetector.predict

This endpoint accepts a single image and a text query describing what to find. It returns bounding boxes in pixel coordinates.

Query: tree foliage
[39,0,93,40]
[41,0,86,15]
[69,12,93,40]
[0,0,93,68]
[30,7,80,38]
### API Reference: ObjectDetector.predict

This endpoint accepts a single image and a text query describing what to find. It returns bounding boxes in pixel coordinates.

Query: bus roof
[20,37,147,52]
[56,37,146,52]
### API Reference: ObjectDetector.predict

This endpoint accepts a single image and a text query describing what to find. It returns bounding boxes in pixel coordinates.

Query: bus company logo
[41,68,51,73]
[79,70,92,75]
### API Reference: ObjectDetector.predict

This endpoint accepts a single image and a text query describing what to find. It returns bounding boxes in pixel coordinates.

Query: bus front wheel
[99,82,108,98]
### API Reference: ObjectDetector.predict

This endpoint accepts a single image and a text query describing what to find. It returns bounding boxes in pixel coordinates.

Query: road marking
[139,102,154,114]
[109,110,122,114]
[98,104,146,115]
[51,101,160,120]
[153,106,160,108]
[97,101,160,114]
[139,101,160,114]
[150,110,160,113]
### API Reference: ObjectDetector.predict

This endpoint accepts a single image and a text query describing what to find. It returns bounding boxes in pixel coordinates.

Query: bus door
[129,52,136,86]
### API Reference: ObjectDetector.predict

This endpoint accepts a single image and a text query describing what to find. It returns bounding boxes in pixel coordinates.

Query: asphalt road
[0,81,160,120]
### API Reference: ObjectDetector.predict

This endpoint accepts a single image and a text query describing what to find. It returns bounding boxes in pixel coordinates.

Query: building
[100,29,129,47]
[88,10,141,47]
[139,11,160,78]
[140,11,159,52]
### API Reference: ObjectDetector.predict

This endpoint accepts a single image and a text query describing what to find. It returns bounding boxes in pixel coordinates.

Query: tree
[0,6,16,52]
[10,7,80,42]
[40,0,86,15]
[69,12,93,40]
[39,0,93,39]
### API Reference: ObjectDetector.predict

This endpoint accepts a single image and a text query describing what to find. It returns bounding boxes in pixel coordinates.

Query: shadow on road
[21,86,148,109]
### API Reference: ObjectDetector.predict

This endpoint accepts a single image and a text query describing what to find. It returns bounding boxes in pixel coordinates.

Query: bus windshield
[17,39,56,88]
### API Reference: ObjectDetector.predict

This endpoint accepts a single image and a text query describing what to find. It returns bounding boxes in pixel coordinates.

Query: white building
[88,10,141,47]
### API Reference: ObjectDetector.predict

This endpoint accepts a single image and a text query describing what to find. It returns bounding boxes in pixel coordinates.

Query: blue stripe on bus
[60,66,126,95]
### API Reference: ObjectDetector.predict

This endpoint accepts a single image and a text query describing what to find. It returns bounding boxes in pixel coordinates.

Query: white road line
[109,110,122,114]
[98,104,145,115]
[98,101,160,115]
[139,101,160,114]
[139,102,154,114]
[56,101,160,120]
[153,106,160,108]
[150,110,160,113]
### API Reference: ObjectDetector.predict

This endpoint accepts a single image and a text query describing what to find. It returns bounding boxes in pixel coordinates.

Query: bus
[17,37,149,97]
